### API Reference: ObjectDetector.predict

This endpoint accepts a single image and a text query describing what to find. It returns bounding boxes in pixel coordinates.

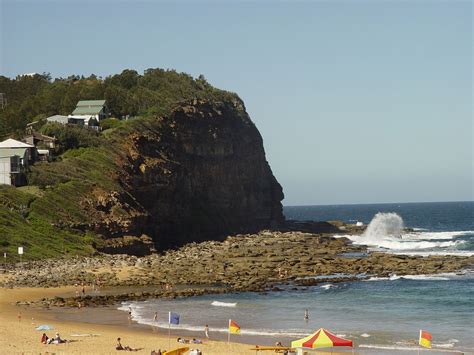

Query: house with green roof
[69,100,109,128]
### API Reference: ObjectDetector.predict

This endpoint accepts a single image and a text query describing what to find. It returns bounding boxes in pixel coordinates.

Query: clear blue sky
[1,0,472,205]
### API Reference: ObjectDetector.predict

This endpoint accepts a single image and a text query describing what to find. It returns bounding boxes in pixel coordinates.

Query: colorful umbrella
[291,328,353,349]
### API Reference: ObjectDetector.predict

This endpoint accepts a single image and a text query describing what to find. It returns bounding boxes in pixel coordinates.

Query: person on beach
[304,309,309,321]
[116,337,139,351]
[153,311,158,322]
[49,332,67,344]
[41,333,49,344]
[204,324,209,339]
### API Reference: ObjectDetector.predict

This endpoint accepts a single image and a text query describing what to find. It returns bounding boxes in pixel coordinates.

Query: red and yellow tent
[291,328,353,349]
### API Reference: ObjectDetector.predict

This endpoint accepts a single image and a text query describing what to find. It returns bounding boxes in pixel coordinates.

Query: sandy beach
[0,287,350,355]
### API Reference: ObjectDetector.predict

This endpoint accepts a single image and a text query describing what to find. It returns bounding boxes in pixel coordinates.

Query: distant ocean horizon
[284,199,473,207]
[121,201,474,354]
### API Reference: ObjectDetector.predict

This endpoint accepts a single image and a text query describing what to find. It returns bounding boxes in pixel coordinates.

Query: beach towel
[35,325,53,330]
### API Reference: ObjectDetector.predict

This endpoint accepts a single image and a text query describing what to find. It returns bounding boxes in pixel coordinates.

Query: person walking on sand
[204,324,209,339]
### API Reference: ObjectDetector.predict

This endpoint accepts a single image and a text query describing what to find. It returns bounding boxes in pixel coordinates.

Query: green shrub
[40,122,102,154]
[100,118,123,131]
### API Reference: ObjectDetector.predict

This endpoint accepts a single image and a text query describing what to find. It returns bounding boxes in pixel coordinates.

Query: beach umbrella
[291,328,353,349]
[35,325,53,331]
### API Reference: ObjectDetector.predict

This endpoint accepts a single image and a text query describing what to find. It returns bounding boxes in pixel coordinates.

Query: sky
[0,0,472,205]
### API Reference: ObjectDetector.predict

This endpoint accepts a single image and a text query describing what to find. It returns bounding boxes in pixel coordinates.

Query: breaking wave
[210,301,237,307]
[336,212,473,256]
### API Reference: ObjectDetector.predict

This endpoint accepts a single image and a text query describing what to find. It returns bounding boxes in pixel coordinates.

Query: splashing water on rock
[363,212,405,241]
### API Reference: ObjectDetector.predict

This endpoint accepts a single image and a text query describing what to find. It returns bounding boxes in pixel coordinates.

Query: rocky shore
[3,228,473,309]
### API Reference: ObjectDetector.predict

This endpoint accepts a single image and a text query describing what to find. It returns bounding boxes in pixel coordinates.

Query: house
[0,139,34,186]
[68,100,108,128]
[23,132,56,161]
[46,114,85,126]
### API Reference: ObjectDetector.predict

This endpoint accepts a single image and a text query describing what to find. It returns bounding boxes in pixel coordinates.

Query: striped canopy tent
[291,328,353,349]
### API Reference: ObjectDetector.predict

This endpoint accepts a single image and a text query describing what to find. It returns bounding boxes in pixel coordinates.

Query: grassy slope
[0,118,163,262]
[0,185,96,261]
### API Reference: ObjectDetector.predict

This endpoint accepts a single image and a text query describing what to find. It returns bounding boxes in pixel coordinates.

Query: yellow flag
[229,319,241,334]
[419,329,432,349]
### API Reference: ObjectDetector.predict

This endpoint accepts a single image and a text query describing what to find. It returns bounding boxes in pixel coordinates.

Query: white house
[68,100,108,128]
[46,114,85,126]
[0,139,34,186]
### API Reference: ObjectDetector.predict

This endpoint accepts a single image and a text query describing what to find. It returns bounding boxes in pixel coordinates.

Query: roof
[0,138,34,148]
[72,106,104,115]
[72,100,106,115]
[46,115,69,124]
[26,132,56,142]
[0,148,28,158]
[76,100,106,107]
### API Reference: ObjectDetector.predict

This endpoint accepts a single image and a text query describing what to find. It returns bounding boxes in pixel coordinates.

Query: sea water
[119,202,474,354]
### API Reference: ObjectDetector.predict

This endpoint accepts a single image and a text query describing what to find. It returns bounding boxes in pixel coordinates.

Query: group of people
[40,332,68,345]
[176,337,203,344]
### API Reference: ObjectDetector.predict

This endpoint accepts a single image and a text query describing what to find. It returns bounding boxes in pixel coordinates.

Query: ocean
[119,201,474,354]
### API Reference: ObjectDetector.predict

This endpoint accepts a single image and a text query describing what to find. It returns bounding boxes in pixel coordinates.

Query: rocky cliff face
[95,98,284,252]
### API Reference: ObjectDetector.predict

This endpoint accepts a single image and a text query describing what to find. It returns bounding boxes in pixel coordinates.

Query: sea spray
[363,212,404,241]
[334,211,469,254]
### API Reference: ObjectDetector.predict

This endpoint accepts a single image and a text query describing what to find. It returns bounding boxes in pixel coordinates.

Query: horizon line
[283,200,474,208]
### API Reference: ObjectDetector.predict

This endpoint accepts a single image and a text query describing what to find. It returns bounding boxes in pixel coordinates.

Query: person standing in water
[204,324,209,339]
[153,312,158,322]
[304,309,309,321]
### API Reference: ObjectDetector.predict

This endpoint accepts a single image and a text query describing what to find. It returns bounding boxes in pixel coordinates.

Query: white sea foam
[359,344,463,352]
[366,272,464,282]
[400,274,451,281]
[360,333,371,338]
[320,284,335,290]
[394,250,474,257]
[210,301,237,307]
[359,344,417,351]
[335,212,472,256]
[433,342,455,349]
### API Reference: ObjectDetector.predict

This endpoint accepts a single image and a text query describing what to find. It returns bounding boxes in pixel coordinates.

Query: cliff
[2,97,283,259]
[91,98,284,251]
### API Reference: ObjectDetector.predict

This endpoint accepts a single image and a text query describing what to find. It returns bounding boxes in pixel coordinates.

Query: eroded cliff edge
[121,99,284,249]
[56,98,284,254]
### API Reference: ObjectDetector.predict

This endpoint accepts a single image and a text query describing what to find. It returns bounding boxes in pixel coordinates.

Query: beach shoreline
[1,285,469,355]
[1,286,310,354]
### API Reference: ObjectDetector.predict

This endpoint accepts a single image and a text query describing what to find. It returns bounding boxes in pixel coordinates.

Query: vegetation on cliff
[0,69,235,139]
[0,69,284,262]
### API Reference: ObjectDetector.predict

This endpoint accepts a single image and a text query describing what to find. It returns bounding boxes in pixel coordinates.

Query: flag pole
[418,329,421,355]
[168,312,171,349]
